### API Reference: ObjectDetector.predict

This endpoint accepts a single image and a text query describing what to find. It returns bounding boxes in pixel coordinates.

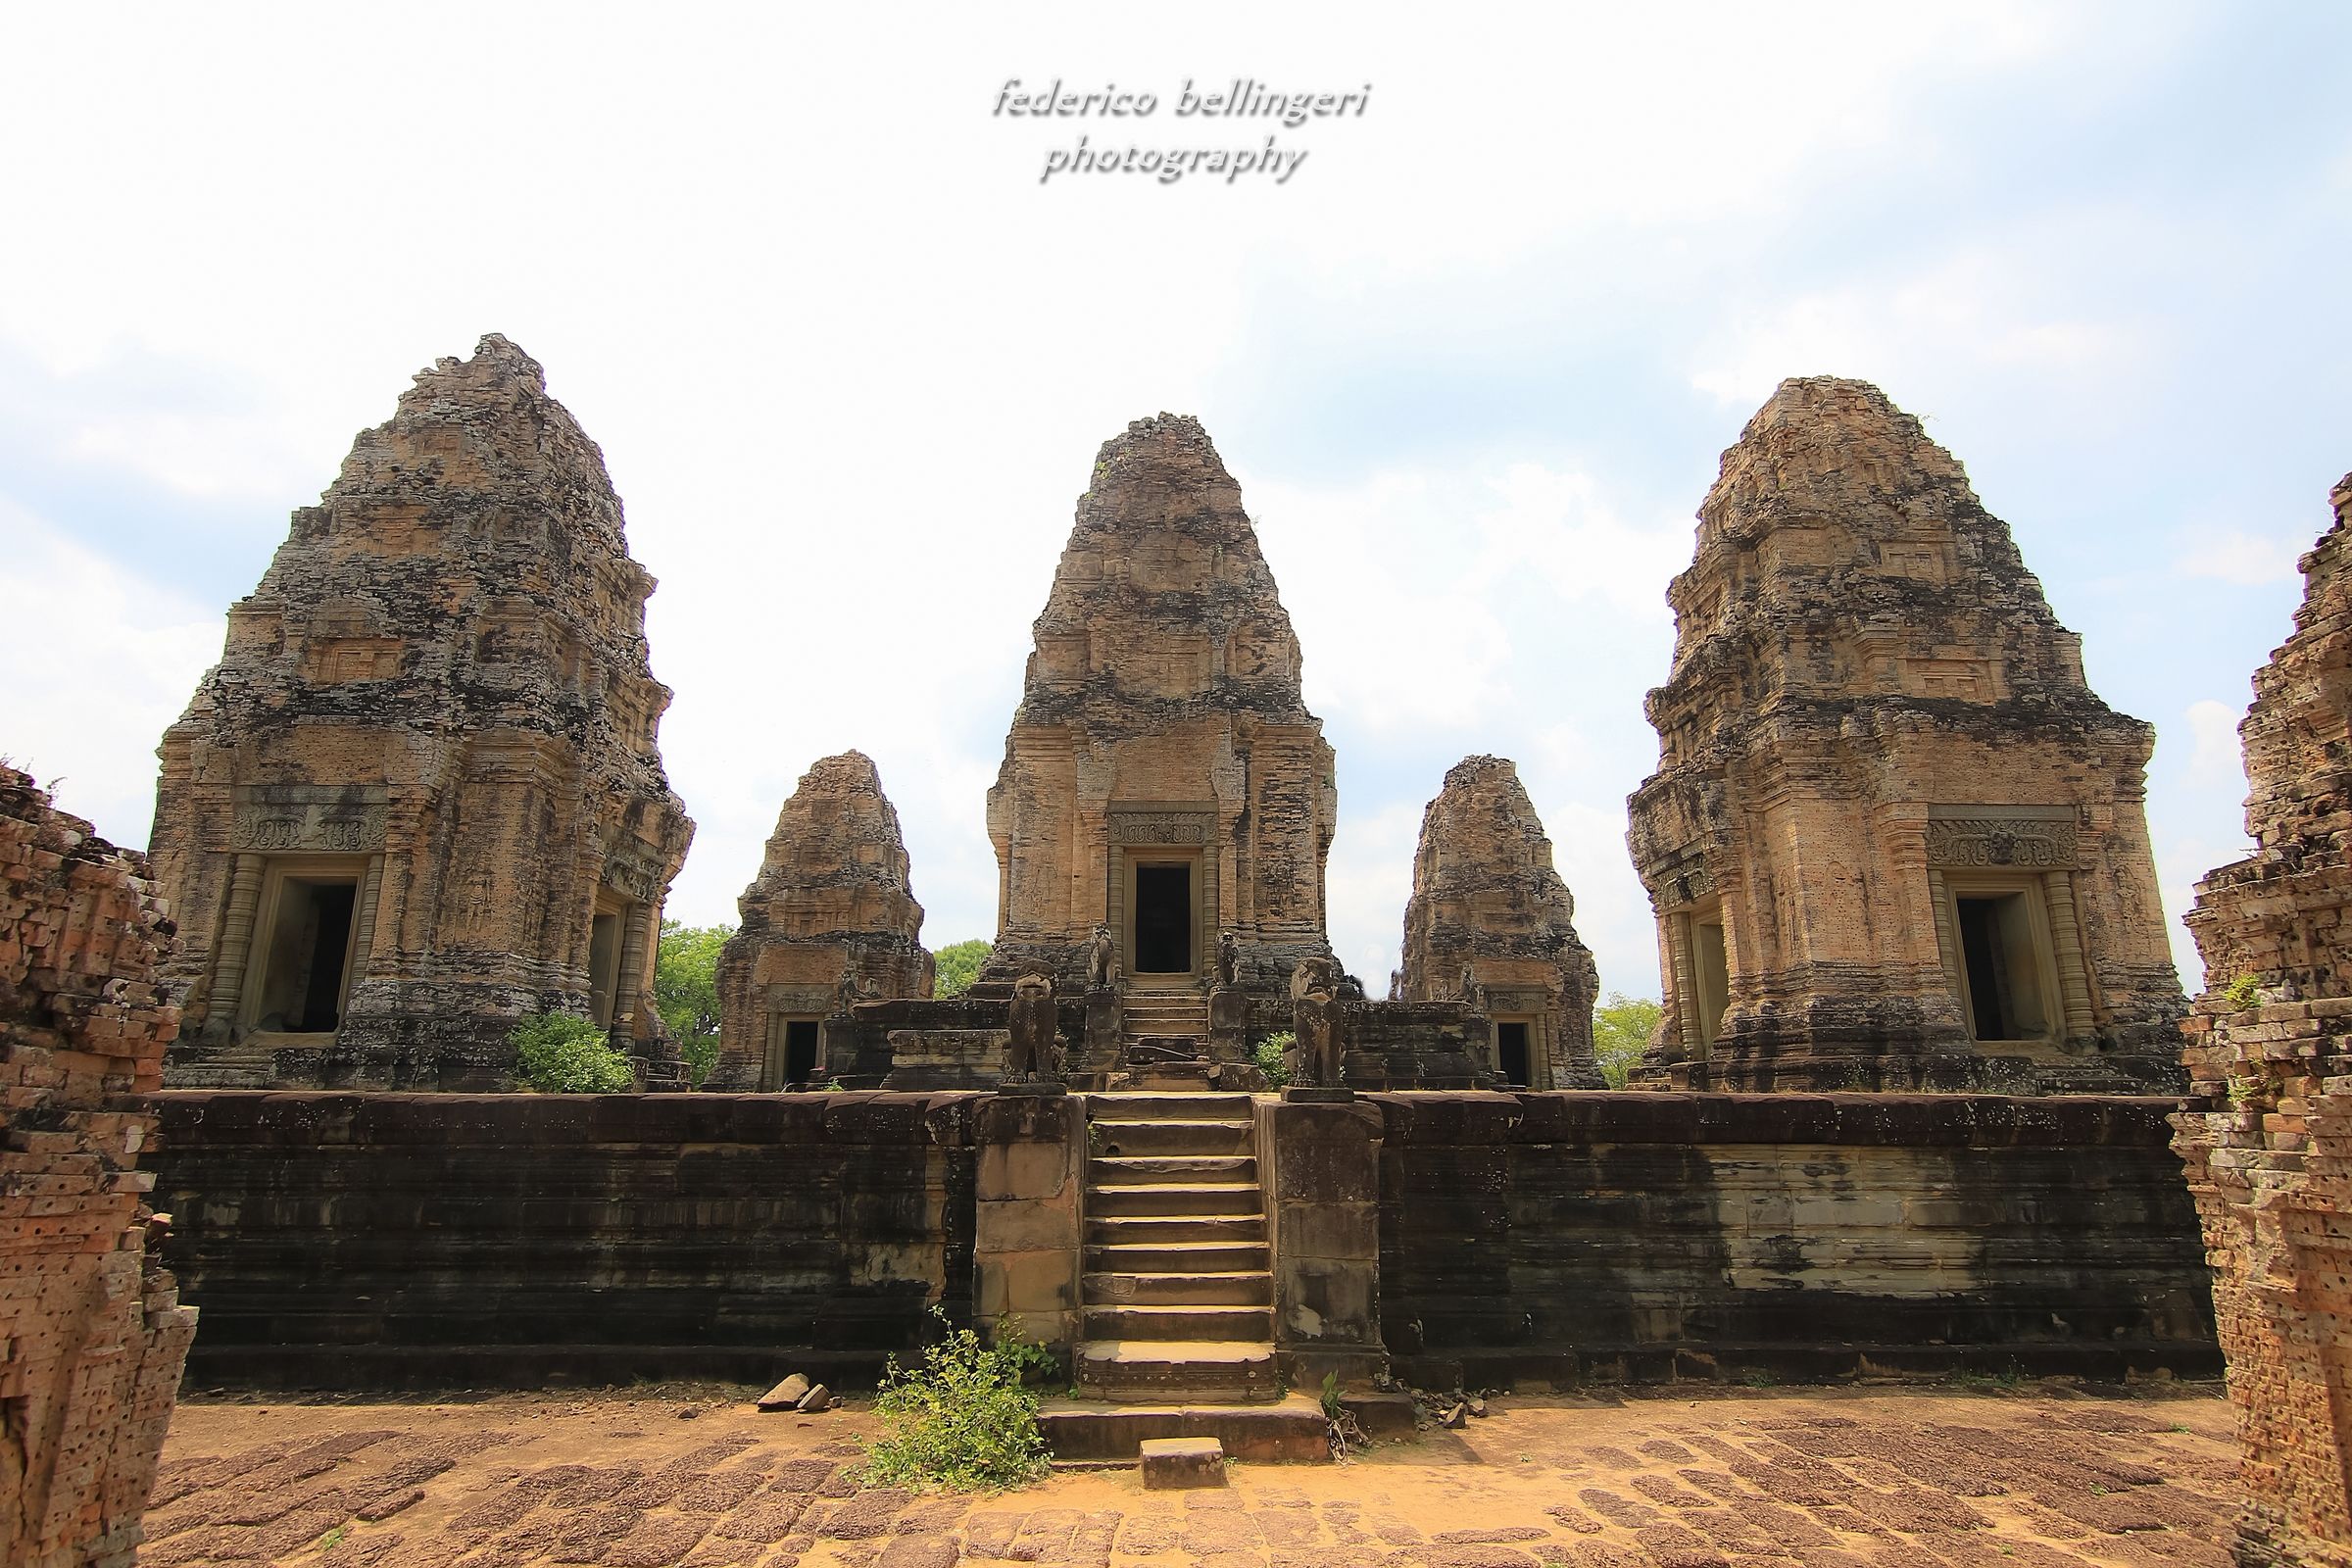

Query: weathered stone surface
[2173,470,2352,1568]
[711,752,931,1090]
[0,766,196,1568]
[147,1090,983,1387]
[982,415,1339,1015]
[153,334,694,1090]
[1394,755,1601,1089]
[1375,1090,2215,1390]
[1627,376,2184,1093]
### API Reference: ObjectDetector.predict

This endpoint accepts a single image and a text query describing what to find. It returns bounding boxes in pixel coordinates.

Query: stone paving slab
[145,1382,2244,1567]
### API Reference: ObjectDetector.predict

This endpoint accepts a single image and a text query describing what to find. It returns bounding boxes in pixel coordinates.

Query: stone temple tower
[982,414,1339,1007]
[153,334,695,1089]
[1626,376,2183,1093]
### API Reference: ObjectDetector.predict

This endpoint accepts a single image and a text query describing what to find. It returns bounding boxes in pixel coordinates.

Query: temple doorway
[1130,859,1195,976]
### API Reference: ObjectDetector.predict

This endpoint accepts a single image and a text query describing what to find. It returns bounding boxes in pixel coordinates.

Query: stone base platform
[1038,1393,1328,1462]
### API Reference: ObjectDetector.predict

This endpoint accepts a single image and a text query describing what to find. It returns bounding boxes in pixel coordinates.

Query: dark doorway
[1956,893,2048,1042]
[784,1019,820,1088]
[1134,863,1192,974]
[297,883,356,1031]
[1496,1020,1531,1087]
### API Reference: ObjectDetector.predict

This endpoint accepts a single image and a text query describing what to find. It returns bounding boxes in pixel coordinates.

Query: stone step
[1087,1182,1262,1218]
[1087,1213,1265,1247]
[1073,1339,1284,1404]
[1088,1154,1257,1186]
[1085,1240,1270,1274]
[1089,1120,1255,1158]
[1082,1270,1273,1307]
[1085,1303,1273,1341]
[1038,1393,1328,1462]
[1086,1093,1256,1122]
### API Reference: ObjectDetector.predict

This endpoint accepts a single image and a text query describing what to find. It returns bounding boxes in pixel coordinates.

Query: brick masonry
[2174,471,2352,1567]
[1,765,197,1568]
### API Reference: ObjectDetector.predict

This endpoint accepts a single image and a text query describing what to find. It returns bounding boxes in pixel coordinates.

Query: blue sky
[1,3,2344,999]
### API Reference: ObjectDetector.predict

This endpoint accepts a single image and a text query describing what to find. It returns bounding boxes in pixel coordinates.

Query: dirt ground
[145,1380,2244,1567]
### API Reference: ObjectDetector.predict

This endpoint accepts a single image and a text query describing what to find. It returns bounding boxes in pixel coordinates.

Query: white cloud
[0,502,224,850]
[2175,528,2307,587]
[2183,699,2248,792]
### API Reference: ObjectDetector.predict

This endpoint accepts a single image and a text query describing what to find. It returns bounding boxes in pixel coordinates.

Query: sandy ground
[145,1380,2244,1567]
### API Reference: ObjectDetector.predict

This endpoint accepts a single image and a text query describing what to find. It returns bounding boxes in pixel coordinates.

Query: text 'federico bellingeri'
[997,78,1372,187]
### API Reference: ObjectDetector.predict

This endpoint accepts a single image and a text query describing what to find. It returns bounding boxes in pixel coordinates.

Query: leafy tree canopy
[657,919,734,1086]
[933,939,991,999]
[1592,992,1663,1090]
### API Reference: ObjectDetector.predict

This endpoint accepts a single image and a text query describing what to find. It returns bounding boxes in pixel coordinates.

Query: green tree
[511,1012,636,1094]
[933,939,991,999]
[1592,992,1663,1089]
[656,919,733,1086]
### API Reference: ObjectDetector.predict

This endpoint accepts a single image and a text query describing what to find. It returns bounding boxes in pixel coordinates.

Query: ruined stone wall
[148,1091,979,1388]
[1376,1092,2215,1390]
[710,753,933,1091]
[154,335,693,1091]
[1395,756,1602,1088]
[1,766,197,1568]
[983,415,1338,997]
[1628,377,2183,1094]
[2174,471,2352,1568]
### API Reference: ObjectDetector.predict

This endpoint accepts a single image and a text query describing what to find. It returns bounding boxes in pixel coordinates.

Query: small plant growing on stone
[1253,1031,1295,1087]
[511,1012,635,1094]
[2222,973,2265,1011]
[855,1305,1051,1493]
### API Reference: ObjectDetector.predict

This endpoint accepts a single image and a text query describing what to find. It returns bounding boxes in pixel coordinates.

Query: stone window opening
[764,1016,822,1091]
[1494,1016,1534,1087]
[588,891,630,1028]
[1690,906,1730,1053]
[1946,882,2057,1043]
[249,864,363,1034]
[1126,853,1200,978]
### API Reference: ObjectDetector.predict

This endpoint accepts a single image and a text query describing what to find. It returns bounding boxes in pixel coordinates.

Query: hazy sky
[2,3,2345,998]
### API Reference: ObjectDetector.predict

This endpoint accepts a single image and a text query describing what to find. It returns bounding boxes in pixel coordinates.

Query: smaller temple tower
[1627,376,2183,1093]
[152,335,694,1089]
[1394,756,1602,1089]
[711,752,933,1091]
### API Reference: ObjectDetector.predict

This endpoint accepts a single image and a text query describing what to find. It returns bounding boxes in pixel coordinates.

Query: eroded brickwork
[1393,755,1601,1089]
[710,752,932,1091]
[1,766,197,1568]
[983,415,1337,998]
[2175,471,2352,1568]
[1628,376,2183,1093]
[153,334,694,1090]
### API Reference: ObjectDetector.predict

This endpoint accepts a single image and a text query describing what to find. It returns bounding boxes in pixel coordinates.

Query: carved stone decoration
[711,752,933,1091]
[1394,757,1604,1089]
[1924,808,2081,870]
[2174,470,2352,1568]
[1216,929,1241,990]
[152,334,695,1089]
[1004,972,1059,1085]
[1625,376,2183,1093]
[981,415,1340,999]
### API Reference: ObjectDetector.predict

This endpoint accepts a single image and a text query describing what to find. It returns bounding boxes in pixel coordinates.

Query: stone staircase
[1121,987,1208,1052]
[1074,1092,1280,1403]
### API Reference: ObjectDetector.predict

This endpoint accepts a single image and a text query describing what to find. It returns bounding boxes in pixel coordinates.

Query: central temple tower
[982,414,1338,1000]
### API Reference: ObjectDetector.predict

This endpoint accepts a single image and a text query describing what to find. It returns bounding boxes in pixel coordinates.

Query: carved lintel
[1925,807,2081,869]
[229,785,389,854]
[1107,811,1213,845]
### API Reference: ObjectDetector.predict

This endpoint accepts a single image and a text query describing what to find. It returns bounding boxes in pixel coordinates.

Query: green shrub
[511,1012,636,1094]
[2222,973,2264,1011]
[1253,1031,1295,1087]
[856,1307,1051,1493]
